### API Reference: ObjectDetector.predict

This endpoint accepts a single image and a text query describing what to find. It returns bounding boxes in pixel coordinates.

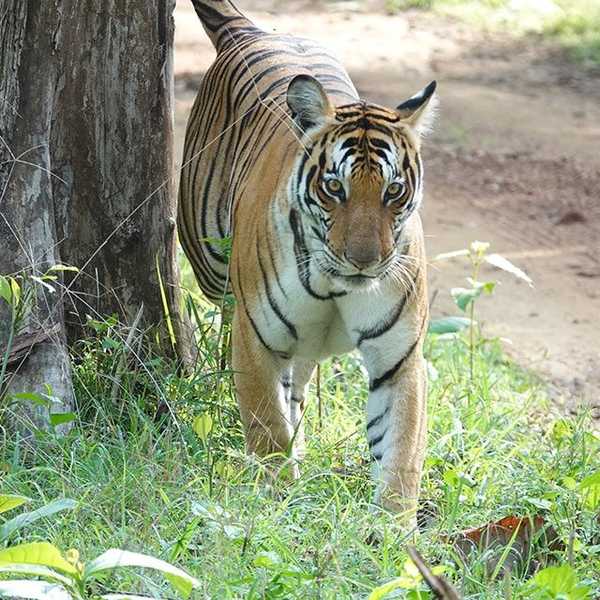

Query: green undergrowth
[386,0,600,67]
[1,289,599,598]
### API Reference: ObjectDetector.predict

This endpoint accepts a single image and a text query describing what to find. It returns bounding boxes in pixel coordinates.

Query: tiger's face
[287,76,437,291]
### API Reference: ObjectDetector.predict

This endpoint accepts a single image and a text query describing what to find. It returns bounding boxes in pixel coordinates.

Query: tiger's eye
[325,178,343,195]
[387,181,404,197]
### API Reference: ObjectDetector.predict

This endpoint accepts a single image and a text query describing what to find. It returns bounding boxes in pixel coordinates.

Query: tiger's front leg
[231,308,295,468]
[360,313,428,523]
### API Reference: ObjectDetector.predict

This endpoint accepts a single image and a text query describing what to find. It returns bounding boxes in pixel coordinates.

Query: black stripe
[369,138,392,150]
[368,430,387,449]
[357,266,420,345]
[266,234,287,299]
[341,136,359,149]
[236,261,275,353]
[216,26,262,52]
[368,315,427,391]
[365,111,400,124]
[366,406,390,431]
[256,237,298,340]
[289,209,346,301]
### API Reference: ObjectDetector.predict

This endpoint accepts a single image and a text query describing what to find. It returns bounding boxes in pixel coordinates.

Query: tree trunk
[51,0,192,366]
[0,1,74,434]
[0,0,192,433]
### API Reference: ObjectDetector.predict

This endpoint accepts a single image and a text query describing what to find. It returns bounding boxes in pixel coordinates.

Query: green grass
[1,280,599,598]
[544,1,600,66]
[386,0,600,67]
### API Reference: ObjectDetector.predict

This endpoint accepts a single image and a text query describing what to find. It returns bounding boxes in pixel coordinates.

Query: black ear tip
[396,80,438,112]
[424,80,437,97]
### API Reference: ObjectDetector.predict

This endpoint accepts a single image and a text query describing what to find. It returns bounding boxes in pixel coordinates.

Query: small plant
[432,240,532,385]
[368,554,445,599]
[0,265,79,425]
[0,494,200,599]
[0,274,32,404]
[199,236,233,264]
[0,494,76,547]
[526,564,592,599]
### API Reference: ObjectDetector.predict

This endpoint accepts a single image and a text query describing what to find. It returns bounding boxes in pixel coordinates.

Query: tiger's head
[287,75,437,291]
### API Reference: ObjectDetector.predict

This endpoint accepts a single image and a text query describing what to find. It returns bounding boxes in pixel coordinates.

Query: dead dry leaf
[448,515,564,577]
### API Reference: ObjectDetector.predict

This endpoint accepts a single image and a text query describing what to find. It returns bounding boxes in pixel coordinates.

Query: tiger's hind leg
[287,359,317,460]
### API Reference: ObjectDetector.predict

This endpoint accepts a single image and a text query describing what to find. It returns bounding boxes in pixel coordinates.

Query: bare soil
[173,0,600,418]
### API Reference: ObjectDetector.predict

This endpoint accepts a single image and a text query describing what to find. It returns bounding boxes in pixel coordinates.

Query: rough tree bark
[0,0,191,433]
[51,0,192,365]
[0,1,74,433]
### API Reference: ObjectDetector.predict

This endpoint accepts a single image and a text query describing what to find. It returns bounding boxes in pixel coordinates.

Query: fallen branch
[406,546,461,600]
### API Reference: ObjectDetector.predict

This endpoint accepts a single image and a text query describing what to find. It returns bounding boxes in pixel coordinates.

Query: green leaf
[579,482,600,511]
[253,551,281,570]
[10,392,51,408]
[0,542,78,575]
[551,419,573,445]
[102,596,165,600]
[101,338,120,351]
[466,278,496,295]
[524,497,553,510]
[10,277,21,305]
[0,275,12,304]
[368,577,414,600]
[579,471,600,489]
[428,316,472,334]
[450,287,481,312]
[192,414,213,444]
[533,565,574,593]
[432,249,469,262]
[531,564,591,598]
[484,253,533,286]
[48,265,79,273]
[0,499,77,542]
[0,580,72,600]
[0,494,30,515]
[49,413,76,427]
[30,275,56,294]
[0,563,72,585]
[84,549,200,599]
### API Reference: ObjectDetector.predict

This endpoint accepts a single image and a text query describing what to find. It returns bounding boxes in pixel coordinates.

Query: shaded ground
[173,0,600,417]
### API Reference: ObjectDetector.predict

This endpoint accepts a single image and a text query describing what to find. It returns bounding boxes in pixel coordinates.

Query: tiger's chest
[249,252,356,361]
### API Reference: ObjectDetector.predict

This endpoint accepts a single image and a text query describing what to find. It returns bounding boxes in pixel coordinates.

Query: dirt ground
[173,0,600,418]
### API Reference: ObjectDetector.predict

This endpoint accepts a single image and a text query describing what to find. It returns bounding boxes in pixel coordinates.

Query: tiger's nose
[345,247,381,270]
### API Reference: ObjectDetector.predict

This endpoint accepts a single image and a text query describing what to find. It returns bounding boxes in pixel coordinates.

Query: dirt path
[173,0,600,417]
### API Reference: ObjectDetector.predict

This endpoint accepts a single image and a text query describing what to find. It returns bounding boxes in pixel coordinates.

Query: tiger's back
[178,0,358,302]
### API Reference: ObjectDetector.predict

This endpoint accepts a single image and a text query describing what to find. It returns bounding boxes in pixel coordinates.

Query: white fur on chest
[256,254,407,362]
[266,262,355,361]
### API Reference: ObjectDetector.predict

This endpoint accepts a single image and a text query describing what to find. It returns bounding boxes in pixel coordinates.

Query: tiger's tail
[190,0,258,52]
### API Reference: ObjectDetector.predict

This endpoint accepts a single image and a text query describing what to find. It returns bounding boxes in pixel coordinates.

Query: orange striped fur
[179,0,437,522]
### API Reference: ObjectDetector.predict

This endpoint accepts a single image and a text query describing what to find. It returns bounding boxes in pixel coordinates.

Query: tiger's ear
[396,80,438,136]
[287,75,335,132]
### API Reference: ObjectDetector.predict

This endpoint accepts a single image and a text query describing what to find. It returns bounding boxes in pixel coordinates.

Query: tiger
[178,0,437,519]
